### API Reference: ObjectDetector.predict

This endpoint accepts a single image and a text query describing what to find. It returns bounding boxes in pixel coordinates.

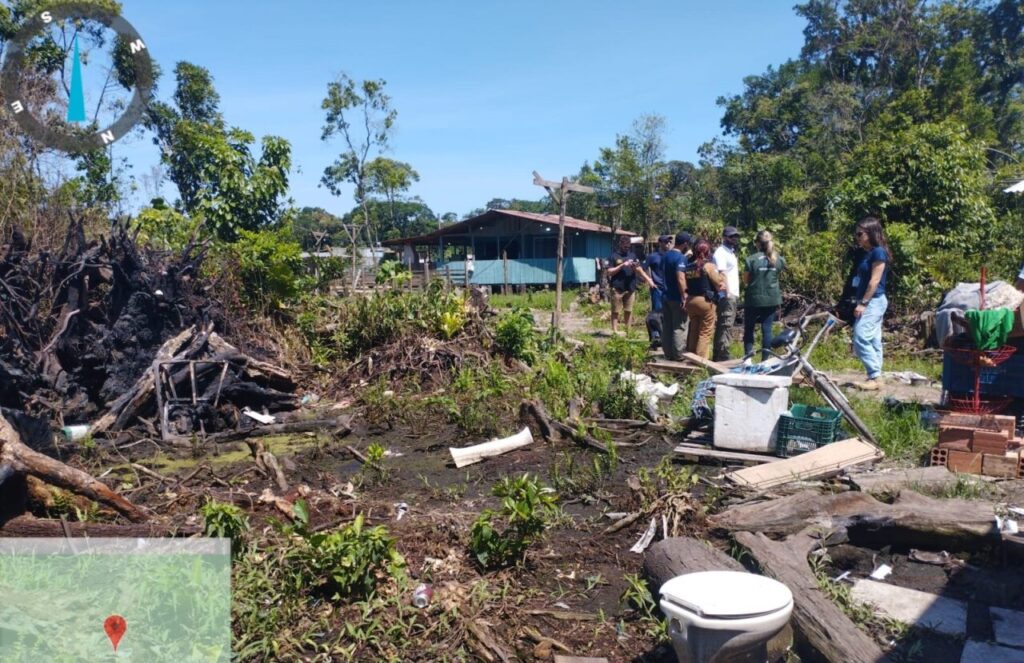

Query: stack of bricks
[929,412,1023,478]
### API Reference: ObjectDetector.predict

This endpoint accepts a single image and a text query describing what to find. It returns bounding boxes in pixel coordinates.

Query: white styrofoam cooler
[711,373,792,452]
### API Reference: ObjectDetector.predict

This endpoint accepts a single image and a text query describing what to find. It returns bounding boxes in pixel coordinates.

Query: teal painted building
[384,209,636,288]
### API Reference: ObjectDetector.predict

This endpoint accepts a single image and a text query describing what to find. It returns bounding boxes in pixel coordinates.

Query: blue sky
[111,0,807,218]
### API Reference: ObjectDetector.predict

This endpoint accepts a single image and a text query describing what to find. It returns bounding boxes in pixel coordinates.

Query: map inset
[0,538,230,662]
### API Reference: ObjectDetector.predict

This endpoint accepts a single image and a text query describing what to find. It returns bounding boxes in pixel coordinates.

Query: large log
[0,413,146,522]
[643,536,745,589]
[735,530,888,663]
[0,514,198,537]
[711,489,998,550]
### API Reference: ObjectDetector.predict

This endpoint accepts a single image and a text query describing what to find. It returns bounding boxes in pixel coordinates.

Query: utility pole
[533,171,595,330]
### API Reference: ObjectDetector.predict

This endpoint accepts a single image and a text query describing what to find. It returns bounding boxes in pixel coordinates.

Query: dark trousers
[743,306,777,360]
[661,300,688,360]
[713,297,737,361]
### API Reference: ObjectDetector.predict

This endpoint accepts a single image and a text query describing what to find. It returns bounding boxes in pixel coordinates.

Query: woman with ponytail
[850,217,892,390]
[682,239,725,359]
[742,230,785,360]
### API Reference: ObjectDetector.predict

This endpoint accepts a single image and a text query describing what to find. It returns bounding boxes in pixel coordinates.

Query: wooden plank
[848,466,958,494]
[681,352,729,374]
[646,359,701,375]
[726,438,882,490]
[735,530,888,663]
[553,657,609,663]
[674,444,776,465]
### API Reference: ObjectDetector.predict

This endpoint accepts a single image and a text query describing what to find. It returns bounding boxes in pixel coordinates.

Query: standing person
[683,240,726,359]
[465,254,475,284]
[643,235,674,347]
[850,217,891,390]
[661,232,693,359]
[712,226,742,361]
[606,235,651,334]
[743,230,785,360]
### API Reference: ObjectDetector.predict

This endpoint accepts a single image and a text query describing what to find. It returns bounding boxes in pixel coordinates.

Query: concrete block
[960,640,1024,663]
[946,450,984,474]
[990,607,1024,648]
[850,579,967,637]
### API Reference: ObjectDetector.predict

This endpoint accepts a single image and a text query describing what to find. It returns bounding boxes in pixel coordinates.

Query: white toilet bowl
[659,570,793,663]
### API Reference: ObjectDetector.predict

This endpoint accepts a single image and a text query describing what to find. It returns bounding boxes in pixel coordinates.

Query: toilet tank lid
[659,571,793,618]
[711,373,792,388]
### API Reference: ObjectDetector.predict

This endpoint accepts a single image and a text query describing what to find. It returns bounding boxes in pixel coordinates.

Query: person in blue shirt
[643,234,674,347]
[660,231,693,360]
[850,217,891,390]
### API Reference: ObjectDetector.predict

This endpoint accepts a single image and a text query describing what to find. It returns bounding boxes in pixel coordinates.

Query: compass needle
[67,35,87,123]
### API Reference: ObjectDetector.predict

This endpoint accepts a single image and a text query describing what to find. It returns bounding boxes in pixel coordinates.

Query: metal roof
[382,208,637,246]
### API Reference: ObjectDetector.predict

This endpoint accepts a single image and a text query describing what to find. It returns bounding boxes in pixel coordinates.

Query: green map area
[0,538,231,662]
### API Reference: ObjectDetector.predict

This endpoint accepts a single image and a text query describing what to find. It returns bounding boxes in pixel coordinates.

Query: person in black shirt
[607,235,653,334]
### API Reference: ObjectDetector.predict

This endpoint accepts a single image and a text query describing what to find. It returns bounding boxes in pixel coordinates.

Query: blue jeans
[650,287,664,313]
[743,306,776,361]
[853,295,887,379]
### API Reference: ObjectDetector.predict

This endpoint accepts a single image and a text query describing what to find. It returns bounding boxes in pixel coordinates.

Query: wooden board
[646,359,700,375]
[674,443,776,465]
[726,438,882,490]
[848,466,958,494]
[681,352,730,374]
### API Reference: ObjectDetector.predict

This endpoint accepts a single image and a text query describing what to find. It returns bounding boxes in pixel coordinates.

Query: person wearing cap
[606,234,654,334]
[642,234,674,347]
[712,226,742,361]
[660,231,693,360]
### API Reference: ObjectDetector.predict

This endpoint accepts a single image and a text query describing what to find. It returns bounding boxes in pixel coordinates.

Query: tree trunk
[643,537,744,589]
[0,514,198,537]
[553,179,568,331]
[711,489,999,550]
[1,413,146,522]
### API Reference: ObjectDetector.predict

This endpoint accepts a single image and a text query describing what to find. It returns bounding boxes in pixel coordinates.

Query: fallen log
[711,489,998,550]
[643,536,744,589]
[735,530,888,663]
[1,413,146,522]
[0,514,197,537]
[519,400,607,453]
[203,415,353,444]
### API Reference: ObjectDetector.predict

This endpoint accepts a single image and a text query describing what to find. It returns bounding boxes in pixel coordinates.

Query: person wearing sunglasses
[850,217,892,390]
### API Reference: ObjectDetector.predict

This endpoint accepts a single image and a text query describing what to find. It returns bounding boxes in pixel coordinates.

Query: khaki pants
[611,289,635,315]
[686,296,718,359]
[661,300,688,360]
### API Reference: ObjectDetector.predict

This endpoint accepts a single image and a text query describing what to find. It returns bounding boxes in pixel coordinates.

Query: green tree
[145,62,292,241]
[320,74,398,286]
[365,157,419,235]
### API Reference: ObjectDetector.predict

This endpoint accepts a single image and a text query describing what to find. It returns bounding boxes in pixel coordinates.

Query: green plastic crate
[775,404,843,457]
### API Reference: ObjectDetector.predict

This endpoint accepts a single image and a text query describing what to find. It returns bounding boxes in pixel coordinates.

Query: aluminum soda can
[412,583,433,608]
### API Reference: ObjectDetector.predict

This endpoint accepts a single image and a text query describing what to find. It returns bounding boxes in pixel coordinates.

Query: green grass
[789,387,936,462]
[488,290,558,310]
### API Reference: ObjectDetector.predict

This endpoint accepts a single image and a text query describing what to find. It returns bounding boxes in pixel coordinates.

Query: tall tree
[320,74,397,287]
[365,157,419,236]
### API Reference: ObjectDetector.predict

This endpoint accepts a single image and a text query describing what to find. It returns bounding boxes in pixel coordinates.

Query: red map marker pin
[104,615,127,652]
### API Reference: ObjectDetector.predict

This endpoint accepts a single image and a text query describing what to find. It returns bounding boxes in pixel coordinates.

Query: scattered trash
[383,390,395,397]
[242,408,276,425]
[996,515,1019,534]
[869,563,893,580]
[383,449,404,458]
[553,602,572,610]
[618,370,679,420]
[834,570,852,583]
[450,426,534,468]
[395,502,409,521]
[604,512,630,520]
[61,424,90,442]
[1008,507,1024,518]
[629,517,658,554]
[883,371,931,386]
[412,583,434,608]
[300,393,321,405]
[909,549,961,567]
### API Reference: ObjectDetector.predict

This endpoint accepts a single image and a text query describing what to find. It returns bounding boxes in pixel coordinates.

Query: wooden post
[532,171,594,331]
[445,265,452,291]
[502,251,509,295]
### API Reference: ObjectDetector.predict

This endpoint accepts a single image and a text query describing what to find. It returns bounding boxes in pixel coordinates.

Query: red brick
[946,450,984,474]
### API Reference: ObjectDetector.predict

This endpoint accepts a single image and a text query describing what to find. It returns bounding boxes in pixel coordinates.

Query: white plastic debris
[618,370,679,419]
[242,407,276,425]
[395,502,409,521]
[996,515,1019,534]
[629,518,658,554]
[870,564,893,580]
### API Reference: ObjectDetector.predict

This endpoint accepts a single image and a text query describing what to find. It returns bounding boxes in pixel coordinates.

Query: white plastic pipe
[449,427,534,468]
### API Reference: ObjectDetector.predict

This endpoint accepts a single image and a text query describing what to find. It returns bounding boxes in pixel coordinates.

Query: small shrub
[494,308,537,363]
[200,499,250,557]
[469,474,558,569]
[287,510,405,599]
[599,375,648,420]
[375,259,411,286]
